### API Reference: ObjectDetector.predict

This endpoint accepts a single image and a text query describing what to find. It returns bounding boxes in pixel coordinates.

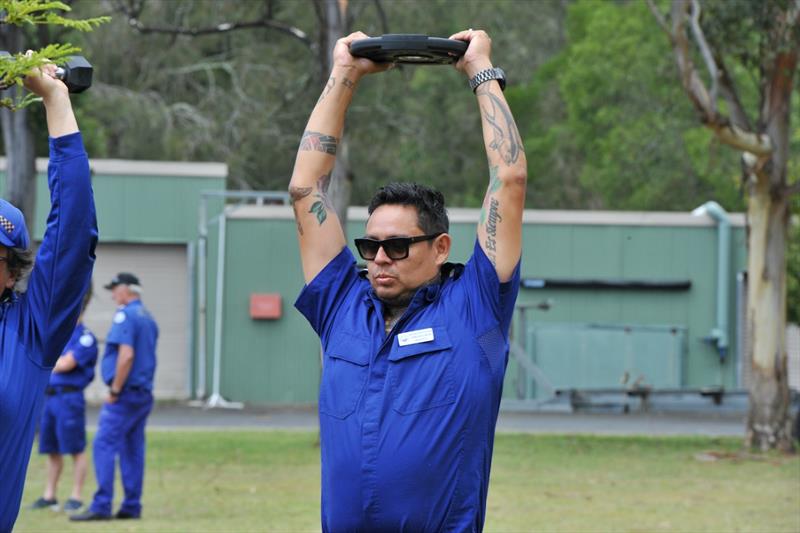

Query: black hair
[367,182,449,234]
[7,247,33,289]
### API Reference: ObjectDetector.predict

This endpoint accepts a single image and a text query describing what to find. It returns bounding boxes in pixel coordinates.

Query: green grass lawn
[15,431,800,532]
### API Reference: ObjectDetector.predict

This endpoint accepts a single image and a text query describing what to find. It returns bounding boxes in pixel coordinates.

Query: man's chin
[373,285,398,300]
[374,288,417,309]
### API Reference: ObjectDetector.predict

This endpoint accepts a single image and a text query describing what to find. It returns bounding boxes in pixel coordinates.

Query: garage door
[81,243,190,401]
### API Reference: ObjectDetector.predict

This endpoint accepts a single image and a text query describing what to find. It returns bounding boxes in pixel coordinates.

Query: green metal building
[198,204,748,408]
[0,157,755,408]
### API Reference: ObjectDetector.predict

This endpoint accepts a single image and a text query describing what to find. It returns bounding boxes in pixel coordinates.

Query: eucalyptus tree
[75,1,565,215]
[648,0,799,451]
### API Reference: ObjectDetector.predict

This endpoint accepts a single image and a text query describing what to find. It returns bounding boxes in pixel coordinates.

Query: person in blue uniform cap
[30,285,97,514]
[71,272,158,522]
[289,29,527,532]
[0,60,97,532]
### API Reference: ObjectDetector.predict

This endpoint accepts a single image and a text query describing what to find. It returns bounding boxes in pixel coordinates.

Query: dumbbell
[0,52,93,93]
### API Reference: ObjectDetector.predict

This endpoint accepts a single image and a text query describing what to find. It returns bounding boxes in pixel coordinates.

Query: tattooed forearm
[484,197,502,266]
[316,76,356,104]
[317,76,336,104]
[478,91,523,166]
[299,130,339,155]
[308,172,333,226]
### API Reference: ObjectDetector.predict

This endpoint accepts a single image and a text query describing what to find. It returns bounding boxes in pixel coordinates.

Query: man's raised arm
[451,30,527,282]
[22,60,97,364]
[289,32,390,283]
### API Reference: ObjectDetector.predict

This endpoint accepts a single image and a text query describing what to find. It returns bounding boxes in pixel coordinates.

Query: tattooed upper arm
[308,172,333,225]
[289,171,334,236]
[289,186,313,236]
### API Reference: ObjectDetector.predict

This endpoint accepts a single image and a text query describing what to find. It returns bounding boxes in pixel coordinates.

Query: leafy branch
[0,0,110,109]
[0,0,110,30]
[0,43,80,109]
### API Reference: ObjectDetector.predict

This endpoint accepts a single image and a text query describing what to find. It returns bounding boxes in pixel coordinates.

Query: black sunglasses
[354,233,443,261]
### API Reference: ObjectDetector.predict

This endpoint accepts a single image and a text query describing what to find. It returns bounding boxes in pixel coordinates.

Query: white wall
[81,243,190,402]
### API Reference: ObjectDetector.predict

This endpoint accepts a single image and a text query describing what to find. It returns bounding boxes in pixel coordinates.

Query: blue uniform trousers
[89,389,153,516]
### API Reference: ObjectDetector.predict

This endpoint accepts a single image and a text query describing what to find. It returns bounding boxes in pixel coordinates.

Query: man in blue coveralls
[31,285,98,513]
[290,29,527,531]
[0,61,97,532]
[71,272,158,522]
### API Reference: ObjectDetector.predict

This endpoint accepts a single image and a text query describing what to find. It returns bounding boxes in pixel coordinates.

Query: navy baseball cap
[104,272,141,290]
[0,198,30,250]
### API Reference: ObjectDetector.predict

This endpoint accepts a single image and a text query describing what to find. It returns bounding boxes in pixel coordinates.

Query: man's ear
[434,233,452,266]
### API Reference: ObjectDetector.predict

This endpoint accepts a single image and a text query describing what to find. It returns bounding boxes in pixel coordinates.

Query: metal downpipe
[692,201,731,360]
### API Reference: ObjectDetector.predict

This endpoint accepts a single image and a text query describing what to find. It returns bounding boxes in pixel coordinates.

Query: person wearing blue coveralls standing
[71,272,158,522]
[30,285,97,514]
[0,61,97,533]
[289,30,527,531]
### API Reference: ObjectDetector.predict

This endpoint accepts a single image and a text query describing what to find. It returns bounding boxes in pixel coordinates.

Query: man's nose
[373,245,392,264]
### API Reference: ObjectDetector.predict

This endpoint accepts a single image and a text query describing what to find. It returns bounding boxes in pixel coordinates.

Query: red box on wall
[250,293,282,319]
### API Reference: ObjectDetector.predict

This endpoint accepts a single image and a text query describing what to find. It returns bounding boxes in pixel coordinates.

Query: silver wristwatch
[469,67,506,93]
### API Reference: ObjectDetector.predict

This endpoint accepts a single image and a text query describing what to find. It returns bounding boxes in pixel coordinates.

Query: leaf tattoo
[308,172,333,226]
[309,201,327,225]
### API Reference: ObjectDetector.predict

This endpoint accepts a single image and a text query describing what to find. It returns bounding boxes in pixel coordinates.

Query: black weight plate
[350,34,467,64]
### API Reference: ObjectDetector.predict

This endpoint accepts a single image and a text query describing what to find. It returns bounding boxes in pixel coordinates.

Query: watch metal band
[469,67,505,93]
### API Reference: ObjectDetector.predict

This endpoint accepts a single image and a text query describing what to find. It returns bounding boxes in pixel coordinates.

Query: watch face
[494,68,506,89]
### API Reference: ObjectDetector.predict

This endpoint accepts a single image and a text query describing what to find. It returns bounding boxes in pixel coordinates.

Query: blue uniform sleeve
[71,331,98,368]
[294,246,362,339]
[461,239,521,335]
[21,132,98,367]
[107,310,135,346]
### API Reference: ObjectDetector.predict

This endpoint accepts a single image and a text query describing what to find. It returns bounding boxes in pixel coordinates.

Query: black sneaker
[115,510,140,519]
[63,499,83,512]
[69,510,111,521]
[30,497,58,511]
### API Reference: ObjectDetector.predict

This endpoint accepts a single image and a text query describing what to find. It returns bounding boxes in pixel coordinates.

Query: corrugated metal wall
[513,220,747,396]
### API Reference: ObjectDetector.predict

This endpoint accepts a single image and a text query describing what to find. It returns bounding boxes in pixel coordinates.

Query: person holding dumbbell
[0,57,97,531]
[291,29,526,531]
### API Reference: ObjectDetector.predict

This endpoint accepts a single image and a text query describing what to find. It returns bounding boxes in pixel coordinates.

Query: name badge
[397,328,434,347]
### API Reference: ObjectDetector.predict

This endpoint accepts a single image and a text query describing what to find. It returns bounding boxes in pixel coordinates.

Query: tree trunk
[0,25,37,233]
[744,175,793,451]
[0,97,35,224]
[743,48,797,452]
[322,0,352,233]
